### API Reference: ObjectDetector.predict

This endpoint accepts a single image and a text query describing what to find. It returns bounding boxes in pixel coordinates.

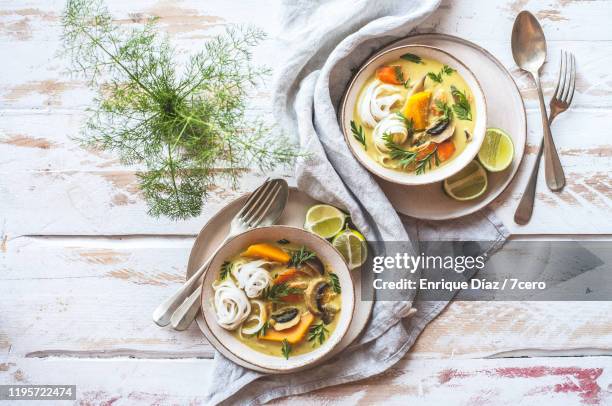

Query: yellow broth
[217,242,342,358]
[353,56,477,173]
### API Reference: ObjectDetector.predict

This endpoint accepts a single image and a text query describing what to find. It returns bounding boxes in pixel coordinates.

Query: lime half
[332,229,367,270]
[304,204,347,239]
[477,128,514,172]
[443,160,488,201]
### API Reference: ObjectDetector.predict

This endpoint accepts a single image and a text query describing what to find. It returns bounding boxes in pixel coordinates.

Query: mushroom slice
[304,257,324,276]
[305,278,338,324]
[428,122,455,144]
[305,279,327,315]
[406,75,426,99]
[270,307,300,331]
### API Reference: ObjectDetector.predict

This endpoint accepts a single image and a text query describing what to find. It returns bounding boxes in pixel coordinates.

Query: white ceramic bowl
[200,225,355,373]
[340,45,487,185]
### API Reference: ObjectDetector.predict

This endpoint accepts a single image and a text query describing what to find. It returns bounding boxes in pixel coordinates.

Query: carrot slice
[241,243,291,263]
[416,143,437,161]
[261,312,315,344]
[273,268,299,284]
[436,140,456,162]
[376,66,402,85]
[280,293,303,303]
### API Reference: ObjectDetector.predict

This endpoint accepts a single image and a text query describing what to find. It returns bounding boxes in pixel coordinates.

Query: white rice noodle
[232,259,273,299]
[213,279,251,330]
[240,300,268,336]
[358,79,404,128]
[373,114,408,154]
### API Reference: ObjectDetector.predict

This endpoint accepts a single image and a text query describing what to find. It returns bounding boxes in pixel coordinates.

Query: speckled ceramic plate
[344,34,527,220]
[186,187,373,373]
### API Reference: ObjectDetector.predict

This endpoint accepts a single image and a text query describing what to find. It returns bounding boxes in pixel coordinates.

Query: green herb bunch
[61,0,298,219]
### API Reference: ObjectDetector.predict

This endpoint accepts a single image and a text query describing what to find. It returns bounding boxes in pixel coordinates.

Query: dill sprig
[281,338,292,359]
[427,65,455,83]
[383,133,418,168]
[400,53,423,64]
[61,0,299,219]
[290,246,316,268]
[350,120,367,150]
[220,261,232,280]
[415,148,440,175]
[393,66,410,88]
[257,320,270,337]
[451,85,472,121]
[308,322,329,346]
[262,283,303,303]
[434,100,453,121]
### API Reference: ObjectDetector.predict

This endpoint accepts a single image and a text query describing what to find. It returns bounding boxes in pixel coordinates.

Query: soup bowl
[340,45,487,185]
[200,225,355,373]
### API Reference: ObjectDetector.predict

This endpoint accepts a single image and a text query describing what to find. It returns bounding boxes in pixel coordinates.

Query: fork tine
[561,51,572,102]
[567,52,576,105]
[237,179,272,219]
[553,49,564,100]
[244,182,282,227]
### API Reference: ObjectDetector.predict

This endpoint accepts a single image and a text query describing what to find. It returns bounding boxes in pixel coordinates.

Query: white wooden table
[1,0,611,404]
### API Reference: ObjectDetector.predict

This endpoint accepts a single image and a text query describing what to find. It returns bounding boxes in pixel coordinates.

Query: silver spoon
[511,10,565,191]
[152,178,289,328]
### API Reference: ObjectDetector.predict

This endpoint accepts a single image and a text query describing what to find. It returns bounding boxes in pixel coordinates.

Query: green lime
[332,229,367,270]
[304,204,347,239]
[477,128,514,172]
[443,160,488,201]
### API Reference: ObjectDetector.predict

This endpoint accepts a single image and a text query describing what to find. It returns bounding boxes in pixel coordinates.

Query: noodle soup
[212,241,342,359]
[351,52,477,175]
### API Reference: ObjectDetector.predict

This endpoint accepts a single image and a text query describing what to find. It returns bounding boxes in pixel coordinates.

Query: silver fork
[152,178,287,327]
[514,50,576,225]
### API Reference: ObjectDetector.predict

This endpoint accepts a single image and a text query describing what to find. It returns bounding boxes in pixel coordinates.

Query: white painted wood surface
[1,0,611,404]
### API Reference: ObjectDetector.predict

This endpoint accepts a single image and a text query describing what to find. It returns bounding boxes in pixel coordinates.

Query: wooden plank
[275,356,612,405]
[2,236,611,360]
[0,356,610,405]
[1,109,608,236]
[0,1,610,111]
[0,39,609,111]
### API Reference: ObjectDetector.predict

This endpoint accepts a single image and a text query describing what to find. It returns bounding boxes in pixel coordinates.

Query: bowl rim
[340,44,488,186]
[199,224,355,373]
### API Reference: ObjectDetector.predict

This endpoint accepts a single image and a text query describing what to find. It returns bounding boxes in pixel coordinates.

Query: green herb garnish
[396,113,415,134]
[329,273,341,294]
[426,65,455,83]
[451,85,472,121]
[350,120,367,150]
[383,133,418,168]
[393,66,410,88]
[434,100,453,121]
[262,283,303,303]
[61,0,299,220]
[290,246,316,268]
[257,320,270,337]
[220,261,232,280]
[308,322,329,347]
[400,53,423,64]
[415,148,440,175]
[281,339,292,359]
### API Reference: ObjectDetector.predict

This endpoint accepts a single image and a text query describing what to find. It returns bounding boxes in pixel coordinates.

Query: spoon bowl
[511,11,547,73]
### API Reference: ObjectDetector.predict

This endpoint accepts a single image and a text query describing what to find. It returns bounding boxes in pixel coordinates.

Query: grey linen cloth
[205,1,509,404]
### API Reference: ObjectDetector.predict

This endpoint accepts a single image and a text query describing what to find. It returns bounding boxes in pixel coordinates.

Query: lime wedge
[332,229,367,270]
[443,160,488,201]
[477,128,514,172]
[304,204,347,239]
